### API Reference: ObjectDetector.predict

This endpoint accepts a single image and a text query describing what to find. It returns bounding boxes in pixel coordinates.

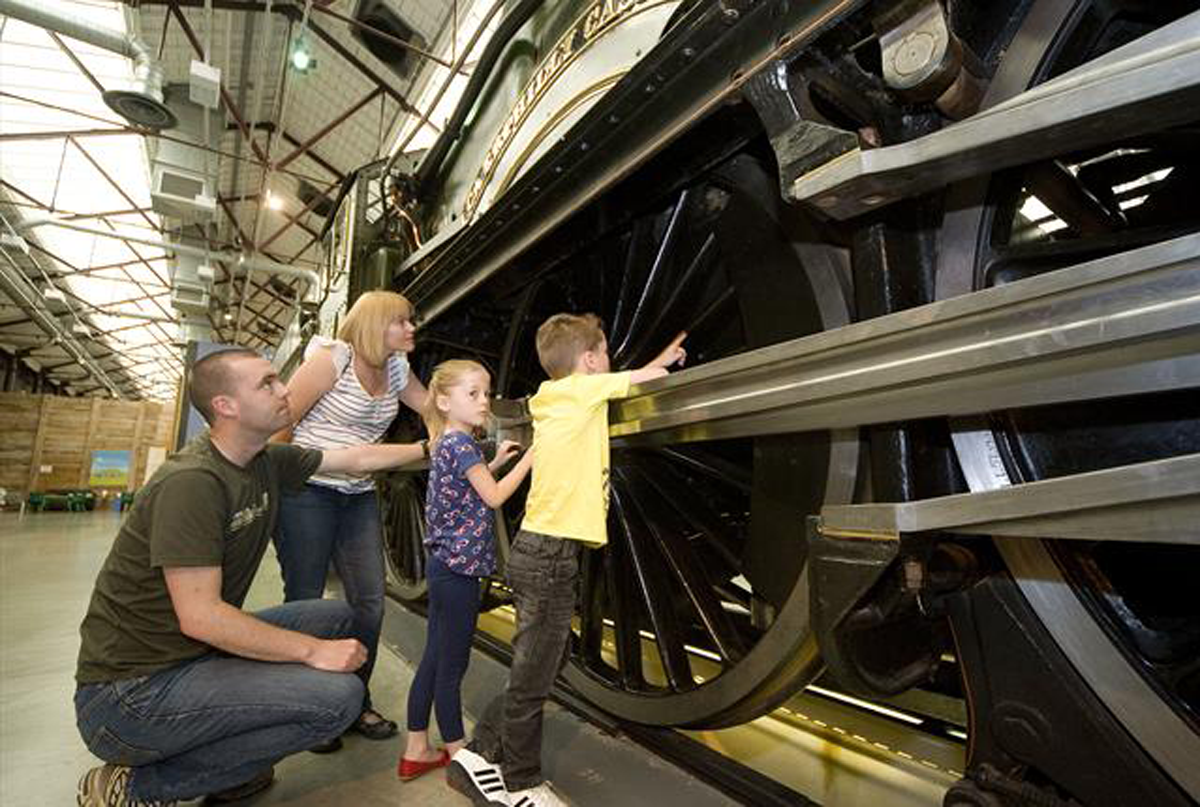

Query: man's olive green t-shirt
[75,434,322,683]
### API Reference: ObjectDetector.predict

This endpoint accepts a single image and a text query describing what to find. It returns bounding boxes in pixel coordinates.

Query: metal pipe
[0,0,175,129]
[13,218,321,292]
[384,0,519,181]
[0,249,123,397]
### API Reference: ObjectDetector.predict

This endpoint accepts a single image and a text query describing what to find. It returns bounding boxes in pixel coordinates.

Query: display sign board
[89,450,131,488]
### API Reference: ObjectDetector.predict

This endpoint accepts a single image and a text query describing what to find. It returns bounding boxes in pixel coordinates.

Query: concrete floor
[0,510,739,806]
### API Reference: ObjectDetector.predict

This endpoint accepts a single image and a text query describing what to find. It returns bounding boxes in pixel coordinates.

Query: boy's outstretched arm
[629,331,687,385]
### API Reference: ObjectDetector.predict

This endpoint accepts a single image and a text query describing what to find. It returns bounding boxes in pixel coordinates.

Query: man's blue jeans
[74,600,364,802]
[274,483,386,711]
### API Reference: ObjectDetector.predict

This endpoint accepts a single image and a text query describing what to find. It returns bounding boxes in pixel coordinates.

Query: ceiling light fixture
[289,32,316,74]
[265,191,285,211]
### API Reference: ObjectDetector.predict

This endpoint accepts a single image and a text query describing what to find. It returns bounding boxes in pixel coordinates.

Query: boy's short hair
[536,313,605,379]
[188,347,260,425]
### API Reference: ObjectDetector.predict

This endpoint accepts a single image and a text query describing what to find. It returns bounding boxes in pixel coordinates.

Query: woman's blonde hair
[337,290,413,366]
[423,359,490,446]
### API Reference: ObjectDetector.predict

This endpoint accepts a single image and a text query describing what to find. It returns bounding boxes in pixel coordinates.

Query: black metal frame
[399,0,868,321]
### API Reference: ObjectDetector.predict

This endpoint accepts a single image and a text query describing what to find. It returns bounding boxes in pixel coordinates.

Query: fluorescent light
[265,191,285,211]
[1118,194,1149,211]
[805,684,925,725]
[1112,167,1172,196]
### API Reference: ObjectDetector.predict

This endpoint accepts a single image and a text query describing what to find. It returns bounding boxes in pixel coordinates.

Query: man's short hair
[536,313,605,379]
[188,348,261,425]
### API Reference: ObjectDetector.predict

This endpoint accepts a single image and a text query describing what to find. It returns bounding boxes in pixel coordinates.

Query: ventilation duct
[150,86,219,222]
[0,0,176,130]
[351,0,425,78]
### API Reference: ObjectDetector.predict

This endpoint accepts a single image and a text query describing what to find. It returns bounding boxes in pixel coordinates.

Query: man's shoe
[205,766,275,803]
[397,749,450,781]
[445,748,510,806]
[77,763,176,806]
[509,782,571,807]
[308,736,343,754]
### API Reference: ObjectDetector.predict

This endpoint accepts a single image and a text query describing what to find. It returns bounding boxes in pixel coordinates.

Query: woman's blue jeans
[406,555,481,742]
[274,483,385,712]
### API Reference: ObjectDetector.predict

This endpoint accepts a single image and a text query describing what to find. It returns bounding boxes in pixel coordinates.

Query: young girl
[400,359,534,781]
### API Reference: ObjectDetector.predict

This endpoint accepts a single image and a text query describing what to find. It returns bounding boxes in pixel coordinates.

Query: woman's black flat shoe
[351,710,398,740]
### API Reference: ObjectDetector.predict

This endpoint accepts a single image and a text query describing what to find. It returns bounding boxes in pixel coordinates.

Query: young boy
[447,314,686,807]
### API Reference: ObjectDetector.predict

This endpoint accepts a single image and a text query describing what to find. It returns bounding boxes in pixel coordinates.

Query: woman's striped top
[292,336,410,493]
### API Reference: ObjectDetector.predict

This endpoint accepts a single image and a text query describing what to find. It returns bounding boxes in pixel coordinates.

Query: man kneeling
[74,348,426,805]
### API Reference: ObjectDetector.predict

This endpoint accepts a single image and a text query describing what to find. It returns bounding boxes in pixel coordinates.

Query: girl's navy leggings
[405,554,481,741]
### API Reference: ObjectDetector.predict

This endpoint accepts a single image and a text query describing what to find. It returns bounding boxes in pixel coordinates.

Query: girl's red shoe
[397,749,451,781]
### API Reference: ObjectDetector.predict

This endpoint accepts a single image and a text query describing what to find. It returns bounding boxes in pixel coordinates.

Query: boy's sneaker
[446,748,510,806]
[77,763,176,806]
[509,782,571,807]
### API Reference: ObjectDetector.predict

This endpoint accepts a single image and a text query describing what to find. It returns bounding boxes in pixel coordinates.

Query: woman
[274,290,428,745]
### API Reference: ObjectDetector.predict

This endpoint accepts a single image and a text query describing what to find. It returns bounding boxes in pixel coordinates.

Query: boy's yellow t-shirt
[521,371,632,546]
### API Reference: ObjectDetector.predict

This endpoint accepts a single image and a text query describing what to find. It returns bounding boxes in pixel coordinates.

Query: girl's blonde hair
[423,359,490,446]
[337,290,413,366]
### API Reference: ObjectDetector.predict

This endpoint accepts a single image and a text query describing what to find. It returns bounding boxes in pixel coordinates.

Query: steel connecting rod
[601,232,1200,444]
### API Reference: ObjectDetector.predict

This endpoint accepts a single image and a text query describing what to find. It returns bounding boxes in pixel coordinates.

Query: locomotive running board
[817,453,1200,545]
[790,10,1200,219]
[606,231,1200,444]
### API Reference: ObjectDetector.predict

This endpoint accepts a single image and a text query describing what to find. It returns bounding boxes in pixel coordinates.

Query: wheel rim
[935,0,1200,797]
[380,471,429,600]
[493,153,856,727]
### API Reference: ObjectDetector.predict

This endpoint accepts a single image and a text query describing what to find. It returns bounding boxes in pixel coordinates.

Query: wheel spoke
[620,232,717,368]
[634,451,742,571]
[625,464,748,664]
[656,444,753,494]
[681,286,736,345]
[1024,160,1125,236]
[982,222,1198,285]
[613,473,696,692]
[614,189,691,365]
[604,498,647,689]
[498,280,543,396]
[610,219,655,349]
[577,548,608,669]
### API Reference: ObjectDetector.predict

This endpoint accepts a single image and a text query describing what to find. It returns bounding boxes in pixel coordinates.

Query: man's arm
[164,566,365,672]
[629,331,687,385]
[317,441,425,475]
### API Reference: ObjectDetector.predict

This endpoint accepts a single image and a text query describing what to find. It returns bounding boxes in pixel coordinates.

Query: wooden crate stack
[0,392,175,495]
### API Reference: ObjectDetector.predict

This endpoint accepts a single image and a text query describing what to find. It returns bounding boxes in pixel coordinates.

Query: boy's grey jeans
[470,529,582,791]
[74,600,364,802]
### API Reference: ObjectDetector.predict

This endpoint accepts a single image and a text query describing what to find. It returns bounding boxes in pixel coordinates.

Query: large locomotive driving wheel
[380,471,430,601]
[937,0,1200,798]
[489,153,858,728]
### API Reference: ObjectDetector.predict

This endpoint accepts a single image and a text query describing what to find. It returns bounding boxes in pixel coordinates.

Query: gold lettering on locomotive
[463,0,653,220]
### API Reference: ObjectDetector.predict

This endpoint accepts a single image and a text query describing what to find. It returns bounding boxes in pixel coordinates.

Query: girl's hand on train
[494,439,523,465]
